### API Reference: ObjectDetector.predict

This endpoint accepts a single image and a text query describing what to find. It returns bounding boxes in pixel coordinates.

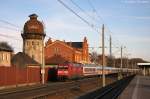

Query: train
[56,63,139,80]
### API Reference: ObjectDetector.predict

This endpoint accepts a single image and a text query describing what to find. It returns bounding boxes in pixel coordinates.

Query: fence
[0,66,41,89]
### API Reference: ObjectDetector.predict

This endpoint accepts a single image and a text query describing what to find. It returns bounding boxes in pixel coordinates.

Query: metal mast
[102,24,106,87]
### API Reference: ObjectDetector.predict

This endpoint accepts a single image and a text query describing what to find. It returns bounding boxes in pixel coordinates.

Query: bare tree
[0,42,13,52]
[90,51,99,64]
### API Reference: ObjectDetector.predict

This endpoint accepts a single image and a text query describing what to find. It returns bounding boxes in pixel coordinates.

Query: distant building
[45,37,89,64]
[137,63,150,76]
[0,42,13,66]
[21,14,46,64]
[98,55,108,66]
[91,54,108,66]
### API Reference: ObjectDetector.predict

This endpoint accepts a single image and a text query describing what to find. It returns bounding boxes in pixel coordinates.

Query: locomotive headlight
[64,71,68,74]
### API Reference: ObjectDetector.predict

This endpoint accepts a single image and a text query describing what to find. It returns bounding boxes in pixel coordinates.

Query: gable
[45,40,74,50]
[45,55,69,65]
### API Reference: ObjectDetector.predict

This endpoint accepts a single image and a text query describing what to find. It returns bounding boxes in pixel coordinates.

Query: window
[58,66,68,70]
[54,48,59,54]
[75,56,76,61]
[0,54,2,62]
[6,54,7,61]
[32,41,34,45]
[2,53,5,60]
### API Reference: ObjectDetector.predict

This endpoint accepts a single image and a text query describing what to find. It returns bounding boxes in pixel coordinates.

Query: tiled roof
[66,42,83,48]
[23,14,44,34]
[45,55,69,65]
[11,52,40,68]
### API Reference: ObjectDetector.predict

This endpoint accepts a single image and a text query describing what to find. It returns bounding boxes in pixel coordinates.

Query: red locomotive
[57,63,83,79]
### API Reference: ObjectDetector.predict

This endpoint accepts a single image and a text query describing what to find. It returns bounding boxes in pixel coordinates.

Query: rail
[0,77,100,99]
[77,75,135,99]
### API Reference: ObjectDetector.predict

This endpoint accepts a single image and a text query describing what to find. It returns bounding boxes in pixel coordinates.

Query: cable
[57,0,99,33]
[0,25,21,32]
[87,0,105,24]
[0,19,20,29]
[69,0,102,25]
[0,33,21,40]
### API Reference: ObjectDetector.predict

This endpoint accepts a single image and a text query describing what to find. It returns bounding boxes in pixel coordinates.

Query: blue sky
[0,0,150,61]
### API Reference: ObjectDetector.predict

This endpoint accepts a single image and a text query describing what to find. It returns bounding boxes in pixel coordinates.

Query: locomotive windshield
[58,66,68,70]
[58,64,68,70]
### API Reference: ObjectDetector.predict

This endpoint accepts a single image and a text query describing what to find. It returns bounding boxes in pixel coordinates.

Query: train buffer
[118,75,150,99]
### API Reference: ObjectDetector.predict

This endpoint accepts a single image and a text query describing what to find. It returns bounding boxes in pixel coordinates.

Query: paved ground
[118,75,150,99]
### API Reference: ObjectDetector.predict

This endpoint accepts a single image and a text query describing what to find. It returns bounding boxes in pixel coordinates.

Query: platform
[118,75,150,99]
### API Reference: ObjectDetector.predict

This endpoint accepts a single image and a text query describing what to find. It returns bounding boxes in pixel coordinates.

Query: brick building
[22,14,45,65]
[45,37,89,64]
[0,42,13,66]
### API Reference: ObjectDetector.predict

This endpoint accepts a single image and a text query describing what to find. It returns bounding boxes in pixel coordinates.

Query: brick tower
[82,37,89,63]
[21,14,46,64]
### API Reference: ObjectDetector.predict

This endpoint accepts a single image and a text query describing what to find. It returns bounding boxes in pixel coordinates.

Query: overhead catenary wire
[57,0,99,33]
[0,25,21,32]
[0,20,22,50]
[0,19,21,29]
[0,33,21,40]
[69,0,102,26]
[0,33,22,51]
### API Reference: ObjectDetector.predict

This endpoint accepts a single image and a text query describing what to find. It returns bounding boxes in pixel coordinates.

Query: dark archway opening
[47,68,58,82]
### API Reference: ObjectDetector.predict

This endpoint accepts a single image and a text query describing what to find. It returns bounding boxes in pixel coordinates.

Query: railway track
[78,75,135,99]
[0,76,103,99]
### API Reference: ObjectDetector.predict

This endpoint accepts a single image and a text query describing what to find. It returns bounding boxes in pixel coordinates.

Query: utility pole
[42,36,45,84]
[121,46,123,69]
[118,46,123,80]
[113,59,116,67]
[109,36,112,58]
[109,36,112,67]
[126,56,129,76]
[120,46,123,79]
[102,24,106,87]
